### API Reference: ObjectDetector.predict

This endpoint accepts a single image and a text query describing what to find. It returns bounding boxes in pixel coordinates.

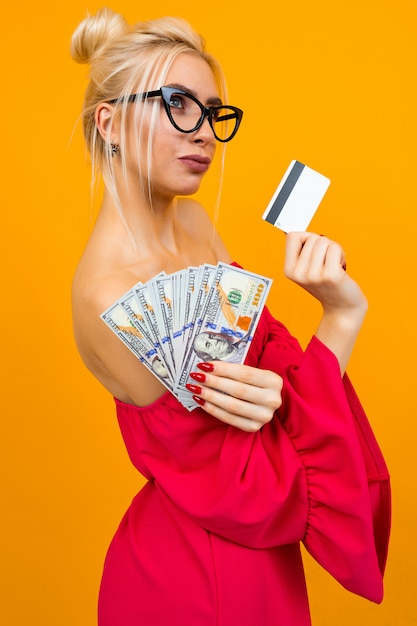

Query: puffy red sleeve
[258,309,390,601]
[115,308,390,603]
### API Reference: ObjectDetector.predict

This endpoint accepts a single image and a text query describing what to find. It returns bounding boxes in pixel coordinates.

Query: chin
[157,175,204,199]
[178,182,203,196]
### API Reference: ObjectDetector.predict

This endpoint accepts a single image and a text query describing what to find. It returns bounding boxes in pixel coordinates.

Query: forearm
[315,299,368,375]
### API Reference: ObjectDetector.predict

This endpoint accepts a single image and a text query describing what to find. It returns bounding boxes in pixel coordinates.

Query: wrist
[315,299,368,375]
[322,296,368,331]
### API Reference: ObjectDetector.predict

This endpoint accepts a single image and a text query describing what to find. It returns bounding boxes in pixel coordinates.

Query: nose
[192,114,215,144]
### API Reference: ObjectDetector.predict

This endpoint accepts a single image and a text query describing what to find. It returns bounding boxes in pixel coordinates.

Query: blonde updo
[70,7,226,206]
[70,8,129,65]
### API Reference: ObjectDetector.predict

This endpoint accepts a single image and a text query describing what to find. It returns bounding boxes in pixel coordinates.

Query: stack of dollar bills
[101,262,272,410]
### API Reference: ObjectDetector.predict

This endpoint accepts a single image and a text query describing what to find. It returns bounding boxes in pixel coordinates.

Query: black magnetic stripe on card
[264,161,305,225]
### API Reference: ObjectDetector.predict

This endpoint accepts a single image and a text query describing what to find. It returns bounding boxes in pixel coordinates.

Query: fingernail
[197,362,214,372]
[186,383,202,394]
[193,395,205,406]
[190,372,206,383]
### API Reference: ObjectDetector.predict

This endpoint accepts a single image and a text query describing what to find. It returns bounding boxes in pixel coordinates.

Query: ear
[95,103,120,144]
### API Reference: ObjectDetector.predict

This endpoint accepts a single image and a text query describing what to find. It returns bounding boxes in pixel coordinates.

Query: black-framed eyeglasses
[108,86,243,143]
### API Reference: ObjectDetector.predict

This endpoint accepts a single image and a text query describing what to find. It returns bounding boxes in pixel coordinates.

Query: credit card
[262,160,330,232]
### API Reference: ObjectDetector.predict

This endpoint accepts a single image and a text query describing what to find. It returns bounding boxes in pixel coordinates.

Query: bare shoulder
[72,258,126,326]
[72,256,128,373]
[72,243,128,341]
[72,250,166,406]
[177,197,211,222]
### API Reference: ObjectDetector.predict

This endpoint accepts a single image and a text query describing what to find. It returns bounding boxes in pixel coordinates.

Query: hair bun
[70,7,128,65]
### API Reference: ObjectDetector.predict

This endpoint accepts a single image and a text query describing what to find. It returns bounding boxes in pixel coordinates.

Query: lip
[179,154,211,173]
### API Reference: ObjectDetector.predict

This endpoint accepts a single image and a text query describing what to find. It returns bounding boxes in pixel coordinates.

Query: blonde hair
[70,7,227,212]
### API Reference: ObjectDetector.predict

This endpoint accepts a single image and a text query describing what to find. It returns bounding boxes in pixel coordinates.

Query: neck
[97,187,181,256]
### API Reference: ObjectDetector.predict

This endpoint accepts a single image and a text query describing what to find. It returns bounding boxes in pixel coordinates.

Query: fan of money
[101,263,272,410]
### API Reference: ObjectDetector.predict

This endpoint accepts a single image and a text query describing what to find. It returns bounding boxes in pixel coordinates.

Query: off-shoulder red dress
[98,306,390,626]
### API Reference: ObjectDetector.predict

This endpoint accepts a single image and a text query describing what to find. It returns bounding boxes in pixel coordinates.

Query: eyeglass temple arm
[108,90,162,104]
[216,112,240,122]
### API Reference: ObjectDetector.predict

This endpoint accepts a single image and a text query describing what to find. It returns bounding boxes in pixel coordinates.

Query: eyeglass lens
[166,91,239,142]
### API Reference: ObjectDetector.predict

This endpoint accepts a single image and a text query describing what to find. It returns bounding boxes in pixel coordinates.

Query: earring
[110,143,120,158]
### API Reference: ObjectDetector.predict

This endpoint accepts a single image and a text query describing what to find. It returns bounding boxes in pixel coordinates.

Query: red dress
[98,307,390,626]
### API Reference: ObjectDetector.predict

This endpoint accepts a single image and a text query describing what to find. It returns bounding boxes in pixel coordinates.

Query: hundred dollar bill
[171,268,185,338]
[100,302,175,392]
[175,263,272,400]
[150,273,177,375]
[100,263,272,411]
[119,289,155,347]
[178,264,217,373]
[134,280,176,382]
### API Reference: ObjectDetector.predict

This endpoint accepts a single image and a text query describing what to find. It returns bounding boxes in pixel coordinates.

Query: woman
[71,8,390,625]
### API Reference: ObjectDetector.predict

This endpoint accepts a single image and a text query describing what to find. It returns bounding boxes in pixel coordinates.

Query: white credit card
[262,160,330,233]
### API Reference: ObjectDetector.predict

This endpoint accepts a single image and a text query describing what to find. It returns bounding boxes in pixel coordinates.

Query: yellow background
[1,0,415,623]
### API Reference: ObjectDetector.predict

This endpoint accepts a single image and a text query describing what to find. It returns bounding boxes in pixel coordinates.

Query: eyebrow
[165,82,223,106]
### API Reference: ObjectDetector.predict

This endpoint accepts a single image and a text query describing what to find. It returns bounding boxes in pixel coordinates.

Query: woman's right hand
[186,361,283,432]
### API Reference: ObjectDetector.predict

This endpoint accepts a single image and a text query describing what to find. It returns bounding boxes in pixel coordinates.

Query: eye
[211,107,221,121]
[169,93,186,110]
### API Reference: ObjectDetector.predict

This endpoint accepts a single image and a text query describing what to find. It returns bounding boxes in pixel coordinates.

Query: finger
[284,231,311,272]
[304,239,346,284]
[303,237,340,278]
[285,232,325,276]
[197,360,282,390]
[188,365,283,426]
[285,233,326,279]
[187,363,283,428]
[323,241,346,274]
[194,364,283,408]
[197,373,283,411]
[290,235,345,283]
[195,394,277,433]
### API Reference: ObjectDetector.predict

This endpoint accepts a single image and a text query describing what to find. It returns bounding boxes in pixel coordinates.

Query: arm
[187,232,366,428]
[284,232,368,374]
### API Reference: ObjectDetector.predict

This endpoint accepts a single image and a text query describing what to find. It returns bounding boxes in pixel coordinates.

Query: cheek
[122,115,153,172]
[124,107,153,149]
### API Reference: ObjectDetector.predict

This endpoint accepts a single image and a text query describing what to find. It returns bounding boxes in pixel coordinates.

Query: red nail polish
[186,383,202,394]
[197,362,214,372]
[190,372,206,383]
[193,395,205,406]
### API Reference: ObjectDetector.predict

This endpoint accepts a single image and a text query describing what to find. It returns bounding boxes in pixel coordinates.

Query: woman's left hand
[284,232,365,313]
[186,361,283,432]
[284,232,368,373]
